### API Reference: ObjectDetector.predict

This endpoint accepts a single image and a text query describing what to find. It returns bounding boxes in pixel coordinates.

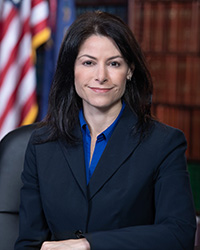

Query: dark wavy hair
[40,11,153,143]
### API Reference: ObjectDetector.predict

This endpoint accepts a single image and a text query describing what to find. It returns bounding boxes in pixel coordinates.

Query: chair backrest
[0,124,37,250]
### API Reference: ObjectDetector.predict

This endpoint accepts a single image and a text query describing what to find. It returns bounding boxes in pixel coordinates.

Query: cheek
[117,76,127,94]
[120,82,126,96]
[74,68,90,86]
[112,70,128,87]
[74,81,83,99]
[74,69,83,94]
[74,76,81,98]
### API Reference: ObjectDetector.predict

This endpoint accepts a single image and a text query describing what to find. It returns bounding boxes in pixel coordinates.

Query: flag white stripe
[0,64,19,117]
[0,68,35,138]
[31,2,49,26]
[0,2,12,21]
[0,33,32,116]
[0,15,19,70]
[18,68,36,105]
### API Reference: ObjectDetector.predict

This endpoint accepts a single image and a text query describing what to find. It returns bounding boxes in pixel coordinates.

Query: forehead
[78,35,121,54]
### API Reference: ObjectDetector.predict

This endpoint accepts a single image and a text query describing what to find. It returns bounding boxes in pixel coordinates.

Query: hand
[40,238,90,250]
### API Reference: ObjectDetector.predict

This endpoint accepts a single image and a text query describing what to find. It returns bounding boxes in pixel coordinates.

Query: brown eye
[110,61,120,67]
[83,61,93,66]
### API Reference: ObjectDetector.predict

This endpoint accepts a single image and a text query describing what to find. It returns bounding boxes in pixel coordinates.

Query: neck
[83,103,122,138]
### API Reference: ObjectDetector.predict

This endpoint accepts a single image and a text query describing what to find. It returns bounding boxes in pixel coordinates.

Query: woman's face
[74,35,132,113]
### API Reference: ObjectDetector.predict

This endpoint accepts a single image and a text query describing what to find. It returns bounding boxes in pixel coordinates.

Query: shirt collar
[79,108,87,128]
[79,102,126,140]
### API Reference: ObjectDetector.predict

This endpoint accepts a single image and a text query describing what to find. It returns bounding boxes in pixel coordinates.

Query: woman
[15,11,196,249]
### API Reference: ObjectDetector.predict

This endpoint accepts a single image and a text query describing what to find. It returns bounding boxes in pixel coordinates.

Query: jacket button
[75,230,84,239]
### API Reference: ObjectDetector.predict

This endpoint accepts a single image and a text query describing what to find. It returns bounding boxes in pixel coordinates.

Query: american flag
[0,0,50,139]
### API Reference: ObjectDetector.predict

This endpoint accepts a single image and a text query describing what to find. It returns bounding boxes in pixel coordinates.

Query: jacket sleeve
[85,128,196,250]
[14,138,51,249]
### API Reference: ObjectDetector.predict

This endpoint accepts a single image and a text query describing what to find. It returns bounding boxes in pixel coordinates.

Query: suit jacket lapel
[58,126,88,199]
[87,107,141,200]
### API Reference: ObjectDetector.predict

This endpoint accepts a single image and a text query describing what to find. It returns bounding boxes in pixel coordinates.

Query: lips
[89,87,113,93]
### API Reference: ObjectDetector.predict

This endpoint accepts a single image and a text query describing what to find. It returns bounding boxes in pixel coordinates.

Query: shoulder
[142,120,187,163]
[150,120,186,145]
[26,125,50,144]
[123,105,186,146]
[25,126,66,166]
[25,126,59,157]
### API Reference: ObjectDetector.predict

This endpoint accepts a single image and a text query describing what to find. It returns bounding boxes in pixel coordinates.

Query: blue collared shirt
[79,103,125,185]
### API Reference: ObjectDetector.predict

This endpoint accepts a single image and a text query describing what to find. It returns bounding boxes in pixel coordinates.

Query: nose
[95,64,108,84]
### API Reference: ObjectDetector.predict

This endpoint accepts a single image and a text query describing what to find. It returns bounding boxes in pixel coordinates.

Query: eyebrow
[77,54,123,60]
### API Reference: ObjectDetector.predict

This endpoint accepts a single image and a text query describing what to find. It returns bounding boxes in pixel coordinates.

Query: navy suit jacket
[15,106,196,249]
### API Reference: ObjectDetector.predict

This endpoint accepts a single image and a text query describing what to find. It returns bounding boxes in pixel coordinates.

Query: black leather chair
[0,124,37,250]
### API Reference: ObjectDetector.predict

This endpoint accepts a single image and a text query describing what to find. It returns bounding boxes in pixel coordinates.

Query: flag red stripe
[31,19,49,36]
[0,56,32,128]
[0,8,17,42]
[32,0,44,8]
[0,17,30,88]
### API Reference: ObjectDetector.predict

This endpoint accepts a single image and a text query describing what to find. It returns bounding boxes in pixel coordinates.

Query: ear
[127,64,135,80]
